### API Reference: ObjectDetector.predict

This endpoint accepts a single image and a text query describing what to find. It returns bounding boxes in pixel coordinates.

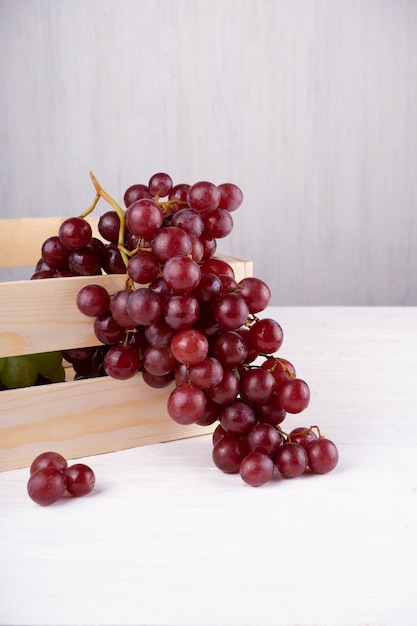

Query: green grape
[47,363,66,383]
[0,356,38,389]
[29,351,63,379]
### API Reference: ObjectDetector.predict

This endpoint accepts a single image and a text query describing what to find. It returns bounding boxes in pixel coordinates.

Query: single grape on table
[21,170,339,489]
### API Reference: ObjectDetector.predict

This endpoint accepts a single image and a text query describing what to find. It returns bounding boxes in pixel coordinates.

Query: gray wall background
[1,0,416,304]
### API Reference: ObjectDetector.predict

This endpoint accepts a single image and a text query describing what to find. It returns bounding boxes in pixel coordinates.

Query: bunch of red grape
[33,171,338,486]
[27,451,95,505]
[213,423,338,487]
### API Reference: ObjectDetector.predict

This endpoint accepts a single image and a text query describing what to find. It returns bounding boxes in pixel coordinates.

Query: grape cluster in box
[34,171,338,487]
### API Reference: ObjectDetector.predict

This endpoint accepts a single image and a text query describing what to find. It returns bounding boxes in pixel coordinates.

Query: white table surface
[1,306,417,626]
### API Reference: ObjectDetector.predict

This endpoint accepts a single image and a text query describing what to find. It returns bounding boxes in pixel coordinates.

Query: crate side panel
[0,374,213,471]
[0,274,126,357]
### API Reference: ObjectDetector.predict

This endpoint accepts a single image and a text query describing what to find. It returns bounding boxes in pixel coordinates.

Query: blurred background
[1,0,416,304]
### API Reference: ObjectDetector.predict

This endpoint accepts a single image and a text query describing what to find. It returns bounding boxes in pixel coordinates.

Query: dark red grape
[77,284,110,317]
[27,467,66,506]
[30,451,67,475]
[59,217,92,250]
[103,345,140,379]
[98,211,120,243]
[277,378,310,413]
[246,423,283,458]
[167,383,207,424]
[65,463,95,496]
[249,318,284,353]
[217,182,243,212]
[148,172,173,197]
[123,183,152,208]
[220,399,257,436]
[240,452,274,487]
[170,328,208,365]
[239,367,276,404]
[212,435,248,474]
[187,181,221,214]
[275,443,308,478]
[307,438,339,474]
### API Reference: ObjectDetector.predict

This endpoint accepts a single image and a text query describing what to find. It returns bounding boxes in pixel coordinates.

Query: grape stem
[89,171,129,267]
[262,356,296,379]
[158,199,188,214]
[80,193,100,218]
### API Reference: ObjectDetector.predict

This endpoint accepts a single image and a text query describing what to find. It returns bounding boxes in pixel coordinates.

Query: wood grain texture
[0,0,416,304]
[0,374,215,472]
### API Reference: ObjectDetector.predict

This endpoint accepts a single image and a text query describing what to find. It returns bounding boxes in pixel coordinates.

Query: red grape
[151,227,192,263]
[110,289,138,329]
[98,211,120,243]
[255,394,287,426]
[261,357,296,388]
[127,251,159,284]
[41,236,70,270]
[164,294,200,330]
[188,357,223,389]
[142,346,176,377]
[239,367,276,404]
[123,183,152,208]
[307,438,339,474]
[187,181,221,214]
[193,273,223,304]
[210,331,248,367]
[249,318,284,353]
[202,207,233,238]
[126,288,163,326]
[238,277,271,313]
[103,345,140,379]
[125,198,163,239]
[277,378,310,413]
[148,172,173,197]
[217,182,243,212]
[67,246,101,276]
[212,435,249,474]
[144,319,176,348]
[220,399,257,436]
[162,255,201,293]
[59,217,92,250]
[240,452,274,487]
[200,258,235,278]
[246,423,283,458]
[27,467,66,506]
[213,292,250,330]
[65,463,95,496]
[275,443,308,478]
[167,383,207,424]
[30,451,67,475]
[171,209,204,237]
[94,312,126,344]
[170,328,208,365]
[288,427,318,449]
[77,284,110,317]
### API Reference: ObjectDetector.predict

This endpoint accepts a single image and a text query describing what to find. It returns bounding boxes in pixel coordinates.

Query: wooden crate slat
[0,256,252,358]
[0,374,213,472]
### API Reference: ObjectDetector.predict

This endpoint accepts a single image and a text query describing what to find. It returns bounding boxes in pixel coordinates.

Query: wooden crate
[0,217,253,471]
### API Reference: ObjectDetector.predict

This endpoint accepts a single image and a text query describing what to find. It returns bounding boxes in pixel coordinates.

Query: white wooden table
[1,307,416,626]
